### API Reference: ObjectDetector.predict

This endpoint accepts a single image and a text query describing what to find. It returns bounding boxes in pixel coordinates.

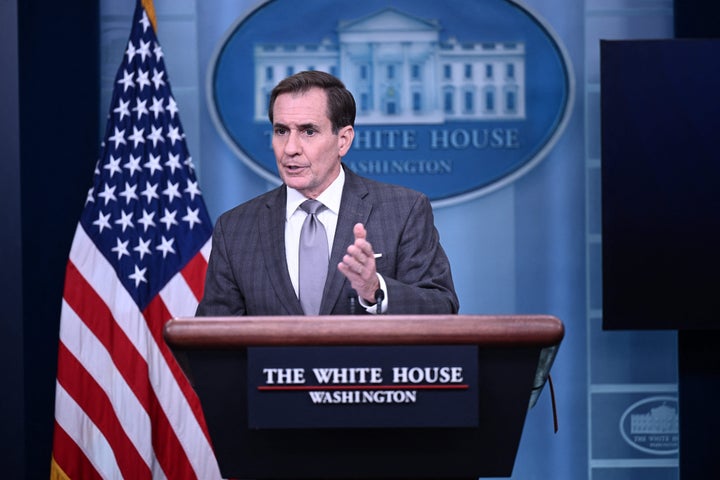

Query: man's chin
[282,177,312,193]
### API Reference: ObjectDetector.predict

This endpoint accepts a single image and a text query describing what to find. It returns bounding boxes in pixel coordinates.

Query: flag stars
[111,238,130,260]
[133,98,149,120]
[149,96,165,118]
[119,182,139,203]
[125,41,137,64]
[167,126,182,146]
[184,180,201,200]
[184,155,196,172]
[144,155,163,176]
[128,126,146,148]
[104,156,123,177]
[147,125,165,148]
[165,153,182,175]
[182,207,202,230]
[114,99,131,121]
[162,181,182,202]
[160,208,178,230]
[98,184,117,205]
[136,68,151,90]
[134,237,152,260]
[117,70,134,92]
[108,127,126,149]
[76,4,213,306]
[140,11,152,33]
[140,181,160,202]
[137,39,152,63]
[129,264,147,287]
[123,155,143,176]
[166,96,178,119]
[93,211,112,233]
[138,209,156,232]
[152,68,165,89]
[153,43,163,62]
[115,210,135,232]
[156,236,176,258]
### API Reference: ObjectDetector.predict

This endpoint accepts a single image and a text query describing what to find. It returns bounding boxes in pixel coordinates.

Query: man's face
[271,87,353,199]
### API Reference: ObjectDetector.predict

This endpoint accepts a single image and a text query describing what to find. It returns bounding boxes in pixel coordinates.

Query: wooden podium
[164,315,564,479]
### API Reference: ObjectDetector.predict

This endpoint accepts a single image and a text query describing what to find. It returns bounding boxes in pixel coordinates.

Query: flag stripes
[54,226,218,479]
[56,343,152,480]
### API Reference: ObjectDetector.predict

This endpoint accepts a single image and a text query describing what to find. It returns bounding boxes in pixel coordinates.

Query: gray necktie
[298,199,328,315]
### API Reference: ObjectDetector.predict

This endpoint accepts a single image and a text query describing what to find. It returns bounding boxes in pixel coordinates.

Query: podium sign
[247,345,479,429]
[165,315,563,479]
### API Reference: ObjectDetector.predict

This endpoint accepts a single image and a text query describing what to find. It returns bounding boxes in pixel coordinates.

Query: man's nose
[284,130,302,155]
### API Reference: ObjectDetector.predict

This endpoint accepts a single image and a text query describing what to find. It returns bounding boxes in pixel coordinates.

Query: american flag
[50,1,221,478]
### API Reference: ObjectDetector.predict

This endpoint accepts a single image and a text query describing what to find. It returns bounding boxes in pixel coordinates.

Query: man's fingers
[352,223,375,258]
[353,223,366,240]
[337,223,380,301]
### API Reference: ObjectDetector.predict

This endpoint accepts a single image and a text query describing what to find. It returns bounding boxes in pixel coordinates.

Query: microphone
[348,294,358,315]
[374,288,385,315]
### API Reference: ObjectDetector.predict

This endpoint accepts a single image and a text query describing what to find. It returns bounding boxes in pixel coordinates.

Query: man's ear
[337,125,354,156]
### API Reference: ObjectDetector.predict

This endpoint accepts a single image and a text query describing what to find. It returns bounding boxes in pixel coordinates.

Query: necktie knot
[300,199,324,216]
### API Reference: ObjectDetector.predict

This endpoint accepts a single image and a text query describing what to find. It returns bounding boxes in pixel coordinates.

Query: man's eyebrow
[273,121,321,130]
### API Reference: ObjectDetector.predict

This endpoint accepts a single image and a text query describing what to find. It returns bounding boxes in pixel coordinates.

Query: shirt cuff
[357,273,388,314]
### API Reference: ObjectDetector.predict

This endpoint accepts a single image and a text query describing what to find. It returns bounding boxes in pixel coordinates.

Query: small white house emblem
[619,396,679,455]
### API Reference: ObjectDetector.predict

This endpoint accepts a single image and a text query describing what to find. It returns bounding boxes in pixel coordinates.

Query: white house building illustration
[253,8,526,125]
[630,404,679,435]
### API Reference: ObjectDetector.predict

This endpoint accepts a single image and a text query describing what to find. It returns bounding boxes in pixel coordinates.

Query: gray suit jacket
[196,165,459,316]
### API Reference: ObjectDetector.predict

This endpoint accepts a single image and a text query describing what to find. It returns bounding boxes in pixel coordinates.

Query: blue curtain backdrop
[98,1,678,479]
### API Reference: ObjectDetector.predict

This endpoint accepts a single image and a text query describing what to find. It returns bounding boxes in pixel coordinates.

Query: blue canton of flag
[80,5,212,310]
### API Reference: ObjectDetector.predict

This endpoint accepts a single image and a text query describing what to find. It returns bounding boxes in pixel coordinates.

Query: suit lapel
[320,167,372,314]
[259,186,304,315]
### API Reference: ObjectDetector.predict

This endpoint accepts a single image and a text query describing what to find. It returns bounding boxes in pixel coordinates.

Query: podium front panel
[178,345,540,479]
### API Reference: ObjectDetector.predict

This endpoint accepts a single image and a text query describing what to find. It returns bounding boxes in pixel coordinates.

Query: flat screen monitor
[600,39,720,330]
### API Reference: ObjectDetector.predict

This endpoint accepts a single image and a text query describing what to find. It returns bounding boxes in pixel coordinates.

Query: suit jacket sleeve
[195,213,247,317]
[371,190,459,314]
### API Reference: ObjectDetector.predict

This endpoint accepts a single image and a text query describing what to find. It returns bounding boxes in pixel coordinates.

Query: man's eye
[304,128,316,136]
[274,127,287,135]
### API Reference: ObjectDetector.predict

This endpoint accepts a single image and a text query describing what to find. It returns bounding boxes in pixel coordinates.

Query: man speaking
[196,70,458,316]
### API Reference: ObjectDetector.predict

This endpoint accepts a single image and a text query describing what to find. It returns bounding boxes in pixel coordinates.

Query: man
[196,71,458,316]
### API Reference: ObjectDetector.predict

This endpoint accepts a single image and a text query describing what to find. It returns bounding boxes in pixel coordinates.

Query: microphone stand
[347,289,384,314]
[374,288,385,315]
